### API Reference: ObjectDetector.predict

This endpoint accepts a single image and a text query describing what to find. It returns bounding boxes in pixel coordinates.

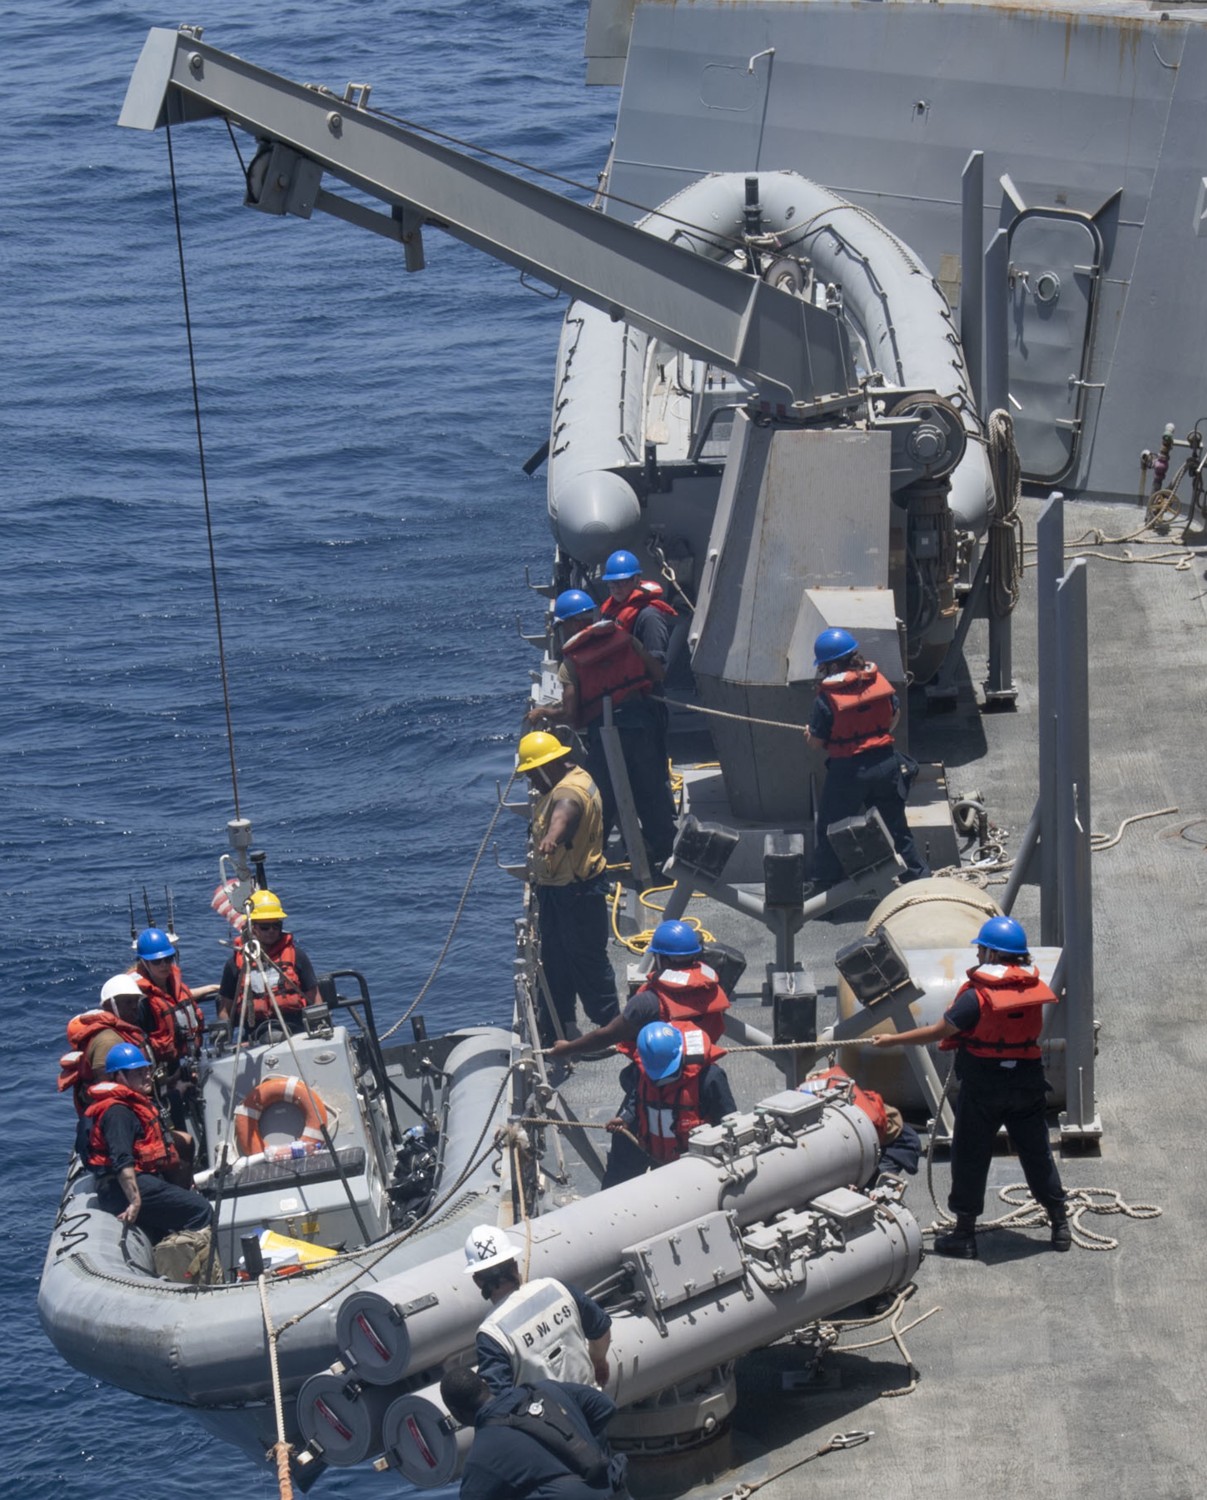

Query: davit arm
[120,27,855,409]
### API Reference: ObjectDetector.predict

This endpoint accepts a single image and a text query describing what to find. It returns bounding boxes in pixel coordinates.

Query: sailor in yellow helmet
[217,888,319,1031]
[517,731,620,1047]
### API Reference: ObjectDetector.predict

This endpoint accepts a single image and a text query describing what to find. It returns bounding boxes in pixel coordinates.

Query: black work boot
[933,1213,979,1259]
[1049,1206,1072,1252]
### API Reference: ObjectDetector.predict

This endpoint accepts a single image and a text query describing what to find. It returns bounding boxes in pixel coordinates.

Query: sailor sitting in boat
[217,888,318,1034]
[600,1021,736,1189]
[440,1366,630,1500]
[79,1042,215,1272]
[527,587,677,873]
[549,919,728,1066]
[464,1224,612,1393]
[58,973,166,1115]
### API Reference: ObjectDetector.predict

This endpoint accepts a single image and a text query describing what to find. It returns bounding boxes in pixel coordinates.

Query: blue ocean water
[1,3,612,1493]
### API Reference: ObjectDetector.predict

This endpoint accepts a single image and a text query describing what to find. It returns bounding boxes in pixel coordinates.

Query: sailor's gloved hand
[603,1117,626,1133]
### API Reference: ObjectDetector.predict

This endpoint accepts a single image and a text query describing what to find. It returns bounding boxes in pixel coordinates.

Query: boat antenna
[128,894,137,947]
[163,117,242,820]
[141,885,156,928]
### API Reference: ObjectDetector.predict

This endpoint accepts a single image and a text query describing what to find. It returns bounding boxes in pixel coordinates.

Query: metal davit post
[1055,560,1101,1142]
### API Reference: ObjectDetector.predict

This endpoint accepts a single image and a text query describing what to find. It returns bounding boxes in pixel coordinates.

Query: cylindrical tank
[337,1098,880,1385]
[831,879,1066,1108]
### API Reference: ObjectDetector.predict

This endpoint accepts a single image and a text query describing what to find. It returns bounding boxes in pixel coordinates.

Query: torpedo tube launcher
[298,1086,923,1480]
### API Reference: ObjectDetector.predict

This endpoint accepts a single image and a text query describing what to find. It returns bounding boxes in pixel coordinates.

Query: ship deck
[552,493,1206,1498]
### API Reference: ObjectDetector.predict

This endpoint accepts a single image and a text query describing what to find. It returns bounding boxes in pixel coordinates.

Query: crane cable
[165,118,241,818]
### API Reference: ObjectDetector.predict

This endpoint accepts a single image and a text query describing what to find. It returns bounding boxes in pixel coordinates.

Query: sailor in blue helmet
[547,919,729,1065]
[873,915,1070,1257]
[598,549,677,666]
[804,628,930,892]
[599,1020,736,1188]
[528,587,678,874]
[440,1364,631,1500]
[79,1042,214,1249]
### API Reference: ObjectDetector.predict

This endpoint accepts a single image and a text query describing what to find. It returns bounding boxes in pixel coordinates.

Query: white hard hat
[100,973,144,1009]
[463,1224,518,1276]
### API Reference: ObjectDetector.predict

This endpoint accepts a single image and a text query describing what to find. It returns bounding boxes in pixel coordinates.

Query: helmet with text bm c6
[464,1224,519,1275]
[248,889,287,924]
[637,1021,686,1084]
[104,1042,151,1075]
[516,731,571,775]
[813,627,860,669]
[975,915,1029,956]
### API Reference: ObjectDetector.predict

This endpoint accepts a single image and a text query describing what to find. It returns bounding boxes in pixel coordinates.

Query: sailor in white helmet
[465,1224,612,1394]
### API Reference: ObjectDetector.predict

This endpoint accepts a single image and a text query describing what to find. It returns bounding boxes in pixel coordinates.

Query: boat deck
[554,494,1207,1498]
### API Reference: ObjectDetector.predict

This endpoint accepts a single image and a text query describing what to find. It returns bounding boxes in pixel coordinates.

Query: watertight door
[1006,211,1103,484]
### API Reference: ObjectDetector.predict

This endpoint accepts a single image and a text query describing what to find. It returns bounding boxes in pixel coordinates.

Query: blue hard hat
[813,628,860,668]
[975,915,1029,956]
[601,550,641,582]
[553,589,597,623]
[637,1022,685,1084]
[104,1042,151,1074]
[136,927,176,961]
[647,920,703,959]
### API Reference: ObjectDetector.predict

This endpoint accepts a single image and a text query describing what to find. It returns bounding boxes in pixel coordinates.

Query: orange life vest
[807,1065,892,1141]
[85,1081,181,1176]
[620,963,730,1057]
[561,619,653,726]
[633,1025,722,1165]
[233,934,308,1021]
[601,581,676,633]
[58,1011,149,1112]
[134,963,204,1054]
[940,964,1057,1061]
[817,665,896,759]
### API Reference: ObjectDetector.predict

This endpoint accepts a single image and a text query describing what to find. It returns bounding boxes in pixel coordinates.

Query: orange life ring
[234,1074,329,1157]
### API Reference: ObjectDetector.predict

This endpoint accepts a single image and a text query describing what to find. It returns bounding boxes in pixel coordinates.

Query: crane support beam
[120,28,854,406]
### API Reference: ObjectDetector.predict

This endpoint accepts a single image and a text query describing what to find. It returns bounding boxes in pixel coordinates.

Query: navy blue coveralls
[943,987,1066,1220]
[459,1381,629,1500]
[583,603,678,869]
[808,685,930,887]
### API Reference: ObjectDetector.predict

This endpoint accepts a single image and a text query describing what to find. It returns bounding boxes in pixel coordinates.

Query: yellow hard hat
[516,731,570,775]
[248,889,287,923]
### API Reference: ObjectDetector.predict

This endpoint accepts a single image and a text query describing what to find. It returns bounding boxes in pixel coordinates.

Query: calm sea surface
[1,3,612,1493]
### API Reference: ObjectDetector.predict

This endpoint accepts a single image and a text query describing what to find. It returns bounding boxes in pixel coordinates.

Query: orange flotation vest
[134,963,204,1056]
[84,1081,180,1176]
[601,581,676,633]
[817,665,896,759]
[940,964,1057,1061]
[59,1011,150,1113]
[232,934,308,1021]
[633,1024,723,1165]
[561,619,654,726]
[806,1065,892,1141]
[620,963,730,1058]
